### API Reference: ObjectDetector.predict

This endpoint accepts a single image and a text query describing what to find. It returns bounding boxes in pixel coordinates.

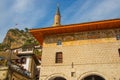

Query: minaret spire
[52,3,61,26]
[56,3,60,15]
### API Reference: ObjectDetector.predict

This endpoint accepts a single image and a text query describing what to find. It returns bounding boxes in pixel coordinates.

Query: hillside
[0,28,39,51]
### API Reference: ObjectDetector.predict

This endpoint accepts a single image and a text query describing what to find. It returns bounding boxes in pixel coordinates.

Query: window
[118,49,120,57]
[21,57,26,64]
[116,35,120,40]
[71,72,76,77]
[16,59,21,63]
[15,50,18,54]
[28,47,32,51]
[57,40,62,45]
[56,52,63,63]
[22,48,27,51]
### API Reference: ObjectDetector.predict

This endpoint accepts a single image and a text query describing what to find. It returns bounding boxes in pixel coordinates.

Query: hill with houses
[0,28,39,51]
[0,28,41,80]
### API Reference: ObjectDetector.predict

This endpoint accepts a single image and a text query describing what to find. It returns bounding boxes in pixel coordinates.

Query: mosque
[29,5,120,80]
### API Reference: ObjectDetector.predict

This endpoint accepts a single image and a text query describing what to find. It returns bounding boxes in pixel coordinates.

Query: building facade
[10,45,41,80]
[0,66,8,80]
[29,6,120,80]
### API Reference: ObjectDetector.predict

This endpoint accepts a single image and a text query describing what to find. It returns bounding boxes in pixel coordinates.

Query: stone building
[29,6,120,80]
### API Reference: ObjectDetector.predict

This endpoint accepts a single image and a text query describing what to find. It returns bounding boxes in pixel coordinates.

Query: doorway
[82,75,105,80]
[49,77,66,80]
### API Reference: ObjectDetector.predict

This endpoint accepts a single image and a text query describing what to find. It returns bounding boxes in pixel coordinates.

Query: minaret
[52,4,61,26]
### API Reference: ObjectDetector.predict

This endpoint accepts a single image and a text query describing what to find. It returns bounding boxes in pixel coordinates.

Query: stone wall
[11,70,30,80]
[0,67,8,80]
[40,28,120,80]
[44,28,120,47]
[40,64,120,80]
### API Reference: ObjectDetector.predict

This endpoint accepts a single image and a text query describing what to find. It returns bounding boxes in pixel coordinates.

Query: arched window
[116,34,120,40]
[82,75,105,80]
[49,76,66,80]
[57,40,62,45]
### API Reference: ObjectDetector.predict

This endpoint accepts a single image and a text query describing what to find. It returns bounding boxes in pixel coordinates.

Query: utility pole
[6,49,12,80]
[6,40,12,80]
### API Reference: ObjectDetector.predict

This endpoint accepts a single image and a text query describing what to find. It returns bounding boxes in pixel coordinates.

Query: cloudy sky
[0,0,120,43]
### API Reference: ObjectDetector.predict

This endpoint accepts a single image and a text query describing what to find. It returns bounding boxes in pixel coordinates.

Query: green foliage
[24,27,29,32]
[0,44,3,51]
[9,28,20,36]
[24,38,39,46]
[0,28,40,50]
[24,39,33,45]
[8,37,15,43]
[0,59,7,66]
[20,30,24,33]
[34,40,39,45]
[0,43,10,51]
[33,49,42,55]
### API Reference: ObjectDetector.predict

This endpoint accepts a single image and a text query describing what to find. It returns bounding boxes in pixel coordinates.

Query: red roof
[29,19,120,45]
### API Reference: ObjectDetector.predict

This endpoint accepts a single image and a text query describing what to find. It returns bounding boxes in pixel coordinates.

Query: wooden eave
[29,19,120,45]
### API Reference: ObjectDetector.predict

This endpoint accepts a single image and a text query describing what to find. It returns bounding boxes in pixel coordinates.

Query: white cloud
[62,0,94,24]
[86,0,120,20]
[12,0,33,13]
[0,0,52,42]
[0,0,120,43]
[62,0,120,24]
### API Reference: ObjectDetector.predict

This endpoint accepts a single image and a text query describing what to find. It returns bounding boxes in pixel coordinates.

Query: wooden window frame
[118,49,120,57]
[55,52,63,63]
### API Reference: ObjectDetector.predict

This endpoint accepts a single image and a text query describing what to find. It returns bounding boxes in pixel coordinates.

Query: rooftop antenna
[14,24,18,29]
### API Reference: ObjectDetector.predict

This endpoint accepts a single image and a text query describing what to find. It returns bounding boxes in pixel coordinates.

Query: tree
[24,28,28,32]
[20,30,24,33]
[33,49,42,55]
